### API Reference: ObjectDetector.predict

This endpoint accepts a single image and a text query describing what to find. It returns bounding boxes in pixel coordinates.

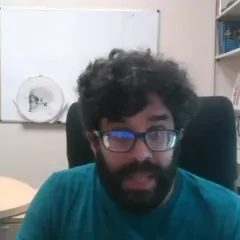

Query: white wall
[0,0,216,188]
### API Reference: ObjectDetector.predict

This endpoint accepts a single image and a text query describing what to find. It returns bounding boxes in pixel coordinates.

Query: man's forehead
[125,106,172,124]
[101,100,173,128]
[128,95,172,121]
[98,94,174,130]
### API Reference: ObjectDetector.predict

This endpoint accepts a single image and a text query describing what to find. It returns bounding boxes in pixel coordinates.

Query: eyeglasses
[94,129,179,152]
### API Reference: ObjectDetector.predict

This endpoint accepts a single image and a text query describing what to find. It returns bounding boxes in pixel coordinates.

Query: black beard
[95,145,179,214]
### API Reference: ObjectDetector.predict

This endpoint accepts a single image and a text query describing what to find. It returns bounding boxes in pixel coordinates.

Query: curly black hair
[77,49,199,131]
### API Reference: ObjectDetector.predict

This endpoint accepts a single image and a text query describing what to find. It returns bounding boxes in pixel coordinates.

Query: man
[17,49,240,239]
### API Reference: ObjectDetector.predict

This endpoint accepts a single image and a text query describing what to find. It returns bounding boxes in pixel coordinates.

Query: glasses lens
[146,130,177,151]
[103,130,135,152]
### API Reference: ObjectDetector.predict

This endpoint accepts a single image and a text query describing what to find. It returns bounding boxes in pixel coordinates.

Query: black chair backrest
[66,96,238,190]
[179,96,237,190]
[66,102,94,168]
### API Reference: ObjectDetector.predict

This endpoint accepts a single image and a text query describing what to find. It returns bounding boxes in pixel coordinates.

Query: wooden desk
[0,177,37,239]
[0,176,37,220]
[0,212,28,240]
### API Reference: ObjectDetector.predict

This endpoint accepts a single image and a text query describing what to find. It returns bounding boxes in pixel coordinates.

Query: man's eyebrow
[148,114,169,121]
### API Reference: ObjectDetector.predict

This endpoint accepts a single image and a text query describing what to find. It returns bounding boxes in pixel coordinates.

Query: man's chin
[123,189,155,204]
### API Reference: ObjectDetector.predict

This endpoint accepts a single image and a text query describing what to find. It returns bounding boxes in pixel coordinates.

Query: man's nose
[129,138,152,162]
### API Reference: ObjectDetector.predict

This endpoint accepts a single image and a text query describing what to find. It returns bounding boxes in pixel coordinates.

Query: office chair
[66,102,95,168]
[66,96,238,191]
[178,96,237,190]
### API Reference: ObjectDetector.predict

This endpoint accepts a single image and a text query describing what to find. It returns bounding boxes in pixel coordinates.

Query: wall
[0,0,216,188]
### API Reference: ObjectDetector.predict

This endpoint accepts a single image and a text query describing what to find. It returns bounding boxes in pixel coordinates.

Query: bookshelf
[215,0,240,102]
[215,1,240,165]
[234,105,240,114]
[215,47,240,60]
[216,0,240,20]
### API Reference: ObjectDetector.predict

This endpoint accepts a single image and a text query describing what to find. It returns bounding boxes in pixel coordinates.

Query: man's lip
[128,172,154,179]
[122,172,155,190]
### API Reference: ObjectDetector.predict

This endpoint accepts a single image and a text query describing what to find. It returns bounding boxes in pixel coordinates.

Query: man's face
[89,94,179,213]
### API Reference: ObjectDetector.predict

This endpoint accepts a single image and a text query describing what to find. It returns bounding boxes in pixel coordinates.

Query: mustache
[114,160,163,180]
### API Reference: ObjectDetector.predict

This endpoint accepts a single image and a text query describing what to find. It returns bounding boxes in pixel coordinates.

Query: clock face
[15,75,65,123]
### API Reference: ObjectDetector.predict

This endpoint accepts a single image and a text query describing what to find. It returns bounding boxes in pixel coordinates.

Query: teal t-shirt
[17,163,240,239]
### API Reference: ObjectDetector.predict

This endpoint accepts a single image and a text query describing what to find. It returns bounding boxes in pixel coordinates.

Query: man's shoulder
[49,163,96,193]
[55,163,96,182]
[179,168,240,205]
[178,168,240,230]
[56,163,96,176]
[16,164,97,240]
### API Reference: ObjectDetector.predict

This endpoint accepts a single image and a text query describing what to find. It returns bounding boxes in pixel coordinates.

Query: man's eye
[108,131,134,139]
[150,131,162,138]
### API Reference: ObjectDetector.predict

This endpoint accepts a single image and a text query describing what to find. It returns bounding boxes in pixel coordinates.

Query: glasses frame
[94,129,180,153]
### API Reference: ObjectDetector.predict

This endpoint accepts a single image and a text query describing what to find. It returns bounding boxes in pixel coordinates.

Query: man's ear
[86,131,99,153]
[179,129,184,140]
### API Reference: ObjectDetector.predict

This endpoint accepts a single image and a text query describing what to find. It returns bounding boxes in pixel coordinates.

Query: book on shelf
[232,73,240,108]
[218,20,240,54]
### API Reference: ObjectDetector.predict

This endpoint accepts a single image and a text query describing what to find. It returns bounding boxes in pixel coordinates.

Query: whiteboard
[0,8,160,123]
